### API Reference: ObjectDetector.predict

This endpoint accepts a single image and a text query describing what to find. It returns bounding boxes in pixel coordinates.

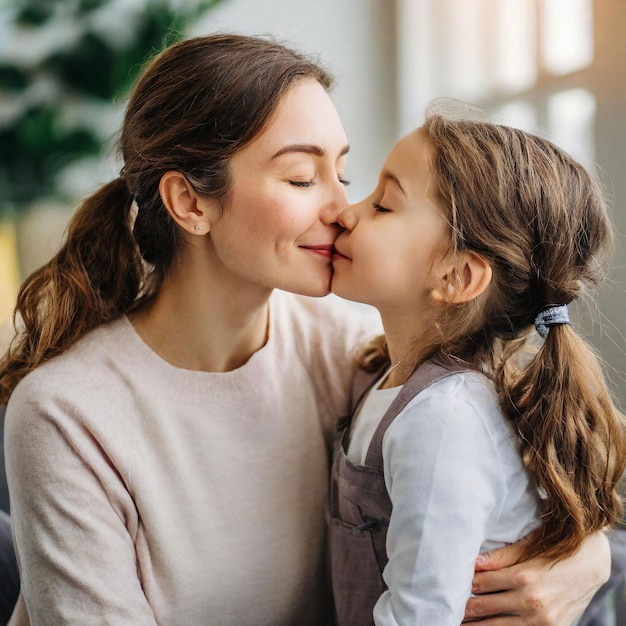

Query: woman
[0,34,614,625]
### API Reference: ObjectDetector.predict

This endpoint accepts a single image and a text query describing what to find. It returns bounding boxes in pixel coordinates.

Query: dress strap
[364,358,472,470]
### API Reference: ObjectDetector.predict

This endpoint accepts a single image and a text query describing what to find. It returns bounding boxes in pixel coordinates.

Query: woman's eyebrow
[271,143,350,159]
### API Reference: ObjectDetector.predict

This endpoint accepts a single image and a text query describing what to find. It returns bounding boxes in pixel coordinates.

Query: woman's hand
[463,531,611,625]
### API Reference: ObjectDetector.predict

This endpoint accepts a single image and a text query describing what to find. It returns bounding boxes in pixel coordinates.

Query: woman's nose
[320,180,349,226]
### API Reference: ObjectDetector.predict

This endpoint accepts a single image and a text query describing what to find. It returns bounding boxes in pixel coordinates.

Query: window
[397,0,595,151]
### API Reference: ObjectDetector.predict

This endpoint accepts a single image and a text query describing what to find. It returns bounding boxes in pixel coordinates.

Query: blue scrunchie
[534,305,570,339]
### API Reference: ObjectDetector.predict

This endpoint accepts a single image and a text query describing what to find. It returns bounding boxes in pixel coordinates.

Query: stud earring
[193,224,203,231]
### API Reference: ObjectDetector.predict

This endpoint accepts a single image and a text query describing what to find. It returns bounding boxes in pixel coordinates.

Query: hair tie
[534,305,570,339]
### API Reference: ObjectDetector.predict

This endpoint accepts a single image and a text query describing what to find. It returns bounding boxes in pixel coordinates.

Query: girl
[0,35,615,623]
[329,106,626,625]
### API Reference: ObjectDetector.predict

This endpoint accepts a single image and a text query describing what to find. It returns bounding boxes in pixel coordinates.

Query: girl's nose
[336,203,358,230]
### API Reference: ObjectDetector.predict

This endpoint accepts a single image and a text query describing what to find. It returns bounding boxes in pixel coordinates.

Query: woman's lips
[301,244,334,259]
[301,243,350,262]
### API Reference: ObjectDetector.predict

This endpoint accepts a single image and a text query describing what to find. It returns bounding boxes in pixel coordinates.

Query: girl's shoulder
[394,369,508,441]
[384,370,522,483]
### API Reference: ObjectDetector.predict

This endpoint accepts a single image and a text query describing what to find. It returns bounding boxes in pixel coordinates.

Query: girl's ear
[432,251,492,305]
[159,171,217,234]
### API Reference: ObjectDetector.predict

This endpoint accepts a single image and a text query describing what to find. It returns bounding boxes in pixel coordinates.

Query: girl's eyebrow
[271,143,350,159]
[381,169,406,196]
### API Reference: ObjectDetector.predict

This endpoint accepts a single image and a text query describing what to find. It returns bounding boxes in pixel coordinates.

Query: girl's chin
[330,284,363,304]
[329,274,351,300]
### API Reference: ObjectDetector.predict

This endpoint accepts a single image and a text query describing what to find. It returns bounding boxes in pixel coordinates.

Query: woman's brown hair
[0,34,333,403]
[363,106,626,561]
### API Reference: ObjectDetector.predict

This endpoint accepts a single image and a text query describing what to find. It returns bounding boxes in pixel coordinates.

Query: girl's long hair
[0,34,333,403]
[361,107,626,561]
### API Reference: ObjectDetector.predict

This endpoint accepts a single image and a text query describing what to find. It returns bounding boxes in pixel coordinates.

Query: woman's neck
[129,261,272,373]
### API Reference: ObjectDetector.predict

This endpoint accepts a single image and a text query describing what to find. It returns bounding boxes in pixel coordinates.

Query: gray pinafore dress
[328,358,468,626]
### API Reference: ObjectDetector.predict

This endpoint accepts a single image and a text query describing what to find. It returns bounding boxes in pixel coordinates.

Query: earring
[431,288,445,304]
[193,224,203,231]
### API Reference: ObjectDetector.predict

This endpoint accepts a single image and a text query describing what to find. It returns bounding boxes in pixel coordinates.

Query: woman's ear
[159,171,216,234]
[432,251,492,305]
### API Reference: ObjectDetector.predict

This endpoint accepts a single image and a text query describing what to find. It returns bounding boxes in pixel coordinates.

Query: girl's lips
[332,248,350,262]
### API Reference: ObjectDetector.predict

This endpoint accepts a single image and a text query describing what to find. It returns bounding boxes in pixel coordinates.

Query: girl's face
[206,78,350,297]
[331,130,451,314]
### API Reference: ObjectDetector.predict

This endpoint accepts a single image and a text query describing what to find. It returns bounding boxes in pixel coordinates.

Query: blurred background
[0,0,624,408]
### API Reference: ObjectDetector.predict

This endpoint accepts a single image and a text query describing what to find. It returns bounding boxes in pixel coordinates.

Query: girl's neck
[379,309,435,389]
[129,259,272,373]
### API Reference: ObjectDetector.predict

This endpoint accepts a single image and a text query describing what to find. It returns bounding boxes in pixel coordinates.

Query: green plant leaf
[45,33,118,100]
[3,0,232,213]
[0,65,30,90]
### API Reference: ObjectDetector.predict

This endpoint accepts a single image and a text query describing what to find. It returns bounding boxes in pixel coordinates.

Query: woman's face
[207,78,350,297]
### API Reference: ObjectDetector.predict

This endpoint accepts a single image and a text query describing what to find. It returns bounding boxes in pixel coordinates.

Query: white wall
[192,0,400,203]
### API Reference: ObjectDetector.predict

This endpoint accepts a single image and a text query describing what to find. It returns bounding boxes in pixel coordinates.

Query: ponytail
[500,324,626,561]
[0,178,145,403]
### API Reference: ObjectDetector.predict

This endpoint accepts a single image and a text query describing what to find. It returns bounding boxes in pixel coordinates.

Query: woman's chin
[278,273,332,298]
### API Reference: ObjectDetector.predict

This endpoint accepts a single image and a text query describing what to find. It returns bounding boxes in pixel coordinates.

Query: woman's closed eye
[289,176,350,188]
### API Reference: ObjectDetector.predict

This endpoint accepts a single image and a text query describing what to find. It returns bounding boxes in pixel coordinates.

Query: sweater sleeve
[291,294,381,422]
[5,375,157,626]
[372,379,511,626]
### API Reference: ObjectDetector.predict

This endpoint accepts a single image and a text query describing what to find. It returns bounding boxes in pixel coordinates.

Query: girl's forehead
[386,132,432,180]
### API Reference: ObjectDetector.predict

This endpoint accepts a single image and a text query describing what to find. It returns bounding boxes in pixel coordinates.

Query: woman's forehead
[249,79,348,157]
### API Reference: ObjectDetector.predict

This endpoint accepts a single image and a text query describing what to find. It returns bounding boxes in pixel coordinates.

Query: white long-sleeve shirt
[348,371,542,626]
[6,291,378,626]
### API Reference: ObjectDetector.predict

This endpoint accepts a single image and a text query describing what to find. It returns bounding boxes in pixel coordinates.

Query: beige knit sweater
[6,291,377,625]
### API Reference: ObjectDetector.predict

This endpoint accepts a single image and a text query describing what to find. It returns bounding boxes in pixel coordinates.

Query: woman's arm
[464,530,612,624]
[579,527,626,625]
[5,380,158,625]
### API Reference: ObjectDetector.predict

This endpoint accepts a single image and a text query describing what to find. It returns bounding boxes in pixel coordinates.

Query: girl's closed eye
[339,177,350,186]
[373,202,391,214]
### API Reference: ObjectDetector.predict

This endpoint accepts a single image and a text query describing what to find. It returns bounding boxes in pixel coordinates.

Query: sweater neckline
[110,298,280,395]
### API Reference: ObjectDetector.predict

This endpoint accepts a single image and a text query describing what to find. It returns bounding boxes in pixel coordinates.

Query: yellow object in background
[0,219,20,327]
